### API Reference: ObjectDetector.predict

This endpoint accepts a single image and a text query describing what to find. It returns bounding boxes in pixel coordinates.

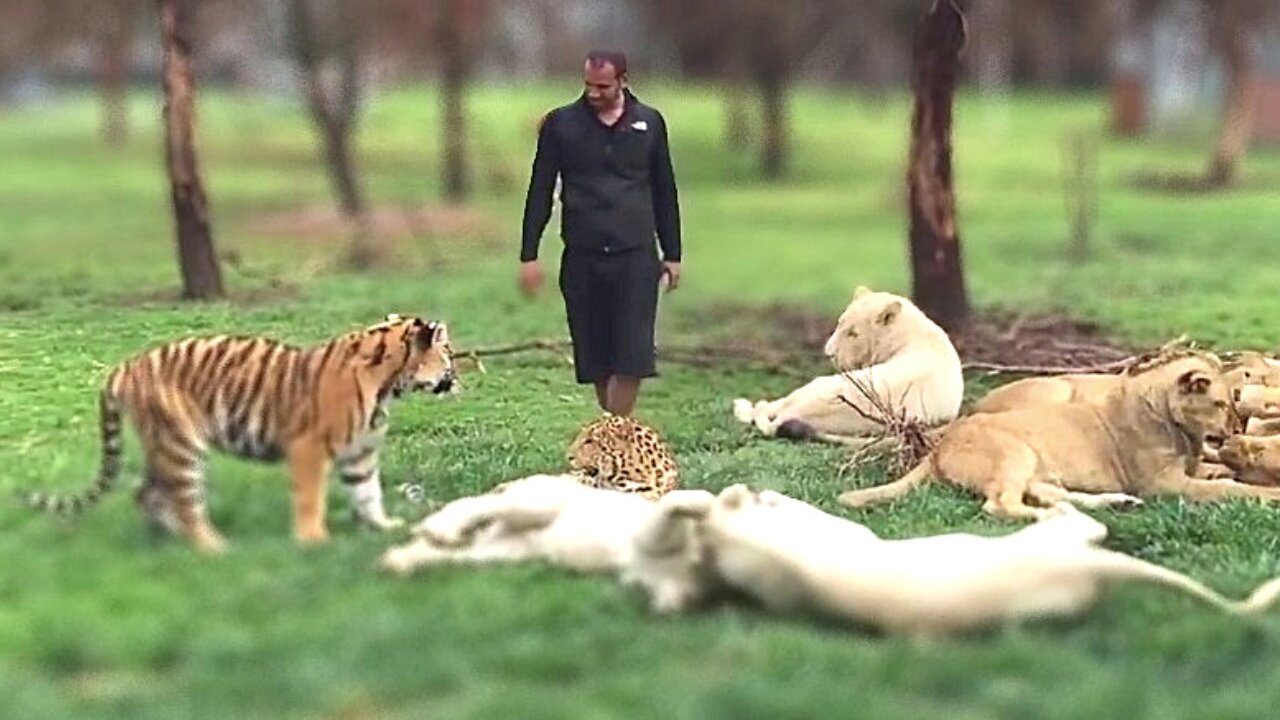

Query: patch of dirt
[244,204,501,246]
[686,302,1136,372]
[951,310,1135,370]
[106,283,303,309]
[1128,170,1280,195]
[681,302,834,353]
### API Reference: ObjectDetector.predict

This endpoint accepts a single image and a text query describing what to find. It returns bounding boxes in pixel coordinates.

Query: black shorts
[559,247,662,384]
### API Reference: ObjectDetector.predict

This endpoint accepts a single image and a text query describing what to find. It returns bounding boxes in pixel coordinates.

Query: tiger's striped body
[24,315,456,552]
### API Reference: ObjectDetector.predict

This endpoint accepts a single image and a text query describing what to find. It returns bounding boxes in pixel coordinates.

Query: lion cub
[840,355,1280,519]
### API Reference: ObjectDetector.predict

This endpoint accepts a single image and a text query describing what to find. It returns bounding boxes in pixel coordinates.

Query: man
[519,50,682,416]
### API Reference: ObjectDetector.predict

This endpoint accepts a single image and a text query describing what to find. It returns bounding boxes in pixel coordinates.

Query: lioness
[973,349,1274,416]
[839,355,1280,519]
[1219,434,1280,487]
[732,287,963,445]
[378,474,718,613]
[683,485,1280,635]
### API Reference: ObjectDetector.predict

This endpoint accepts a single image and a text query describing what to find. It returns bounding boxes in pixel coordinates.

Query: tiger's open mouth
[413,372,457,395]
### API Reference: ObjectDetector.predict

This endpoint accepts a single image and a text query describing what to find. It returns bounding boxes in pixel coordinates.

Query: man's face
[584,61,624,110]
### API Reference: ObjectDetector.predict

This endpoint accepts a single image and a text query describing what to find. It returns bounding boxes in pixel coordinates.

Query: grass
[1,81,1279,719]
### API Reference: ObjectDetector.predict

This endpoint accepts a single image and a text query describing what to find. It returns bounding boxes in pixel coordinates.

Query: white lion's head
[822,286,940,370]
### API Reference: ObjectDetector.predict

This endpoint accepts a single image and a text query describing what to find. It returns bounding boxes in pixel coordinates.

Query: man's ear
[876,301,902,326]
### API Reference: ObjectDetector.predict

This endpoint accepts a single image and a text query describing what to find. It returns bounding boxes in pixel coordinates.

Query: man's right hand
[519,260,544,296]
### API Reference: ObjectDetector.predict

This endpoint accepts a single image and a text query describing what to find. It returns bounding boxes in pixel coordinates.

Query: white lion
[732,287,963,444]
[378,474,719,613]
[683,485,1280,635]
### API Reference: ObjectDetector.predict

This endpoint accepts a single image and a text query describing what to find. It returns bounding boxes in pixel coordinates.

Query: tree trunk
[101,0,132,146]
[439,0,470,202]
[158,0,223,300]
[286,0,365,220]
[1206,0,1258,187]
[970,0,1012,91]
[1023,1,1069,85]
[723,83,751,151]
[907,0,969,331]
[758,73,787,179]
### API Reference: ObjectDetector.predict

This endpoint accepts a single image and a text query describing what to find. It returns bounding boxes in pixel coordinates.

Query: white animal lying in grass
[378,474,717,613]
[732,287,963,445]
[685,485,1280,635]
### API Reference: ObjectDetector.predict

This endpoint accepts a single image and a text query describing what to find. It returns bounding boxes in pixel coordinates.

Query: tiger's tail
[22,375,126,516]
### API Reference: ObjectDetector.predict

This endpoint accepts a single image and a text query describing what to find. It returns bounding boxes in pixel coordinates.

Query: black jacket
[521,90,681,262]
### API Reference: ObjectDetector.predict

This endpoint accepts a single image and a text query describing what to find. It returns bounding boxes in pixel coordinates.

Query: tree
[436,0,491,202]
[907,0,969,330]
[99,0,136,145]
[1203,0,1266,187]
[157,0,223,300]
[286,0,365,221]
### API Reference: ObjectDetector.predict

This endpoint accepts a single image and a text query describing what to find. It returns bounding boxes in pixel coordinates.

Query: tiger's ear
[415,320,448,349]
[414,321,436,349]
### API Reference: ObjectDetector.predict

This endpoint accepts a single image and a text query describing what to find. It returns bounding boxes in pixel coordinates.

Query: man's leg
[594,380,610,411]
[606,375,642,416]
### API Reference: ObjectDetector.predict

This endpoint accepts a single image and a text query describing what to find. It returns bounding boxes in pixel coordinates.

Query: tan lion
[1219,434,1280,487]
[973,349,1278,416]
[839,354,1280,520]
[732,287,963,445]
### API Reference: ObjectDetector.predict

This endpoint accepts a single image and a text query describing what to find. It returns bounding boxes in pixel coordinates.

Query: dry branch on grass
[455,338,813,378]
[835,373,937,478]
[454,335,1202,384]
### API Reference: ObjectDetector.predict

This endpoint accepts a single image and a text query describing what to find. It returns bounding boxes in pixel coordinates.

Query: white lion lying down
[378,474,718,613]
[684,485,1280,635]
[732,287,963,445]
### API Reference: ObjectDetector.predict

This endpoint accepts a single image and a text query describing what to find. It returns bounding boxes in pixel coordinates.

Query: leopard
[566,414,680,500]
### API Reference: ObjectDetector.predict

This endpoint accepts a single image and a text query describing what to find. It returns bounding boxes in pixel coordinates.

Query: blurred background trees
[1,0,1276,312]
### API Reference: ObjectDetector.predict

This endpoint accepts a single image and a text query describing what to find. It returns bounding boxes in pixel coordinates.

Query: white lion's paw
[1105,494,1144,510]
[370,515,407,531]
[378,546,416,576]
[417,514,469,547]
[732,398,754,424]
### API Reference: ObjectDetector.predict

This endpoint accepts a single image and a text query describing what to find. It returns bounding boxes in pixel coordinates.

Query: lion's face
[1166,368,1236,445]
[1219,435,1280,485]
[823,286,915,370]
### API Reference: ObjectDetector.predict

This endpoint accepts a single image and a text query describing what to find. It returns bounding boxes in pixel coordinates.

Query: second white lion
[732,286,963,444]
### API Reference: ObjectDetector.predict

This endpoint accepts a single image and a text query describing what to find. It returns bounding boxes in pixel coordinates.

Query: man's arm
[649,112,681,263]
[521,112,560,262]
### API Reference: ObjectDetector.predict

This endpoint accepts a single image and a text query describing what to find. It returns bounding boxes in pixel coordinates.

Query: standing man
[519,50,682,417]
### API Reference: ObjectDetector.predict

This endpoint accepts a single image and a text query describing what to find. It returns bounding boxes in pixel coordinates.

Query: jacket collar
[578,88,639,128]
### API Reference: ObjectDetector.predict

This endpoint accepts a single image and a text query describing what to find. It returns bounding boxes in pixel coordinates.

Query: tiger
[21,314,457,553]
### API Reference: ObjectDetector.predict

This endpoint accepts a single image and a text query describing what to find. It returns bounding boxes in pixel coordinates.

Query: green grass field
[2,83,1280,719]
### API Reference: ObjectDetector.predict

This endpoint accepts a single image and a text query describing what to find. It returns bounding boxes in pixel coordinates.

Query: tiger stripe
[20,316,456,551]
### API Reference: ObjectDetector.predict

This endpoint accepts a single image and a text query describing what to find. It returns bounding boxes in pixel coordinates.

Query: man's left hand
[661,261,681,292]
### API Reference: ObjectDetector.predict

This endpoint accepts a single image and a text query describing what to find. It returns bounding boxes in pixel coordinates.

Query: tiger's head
[357,314,457,397]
